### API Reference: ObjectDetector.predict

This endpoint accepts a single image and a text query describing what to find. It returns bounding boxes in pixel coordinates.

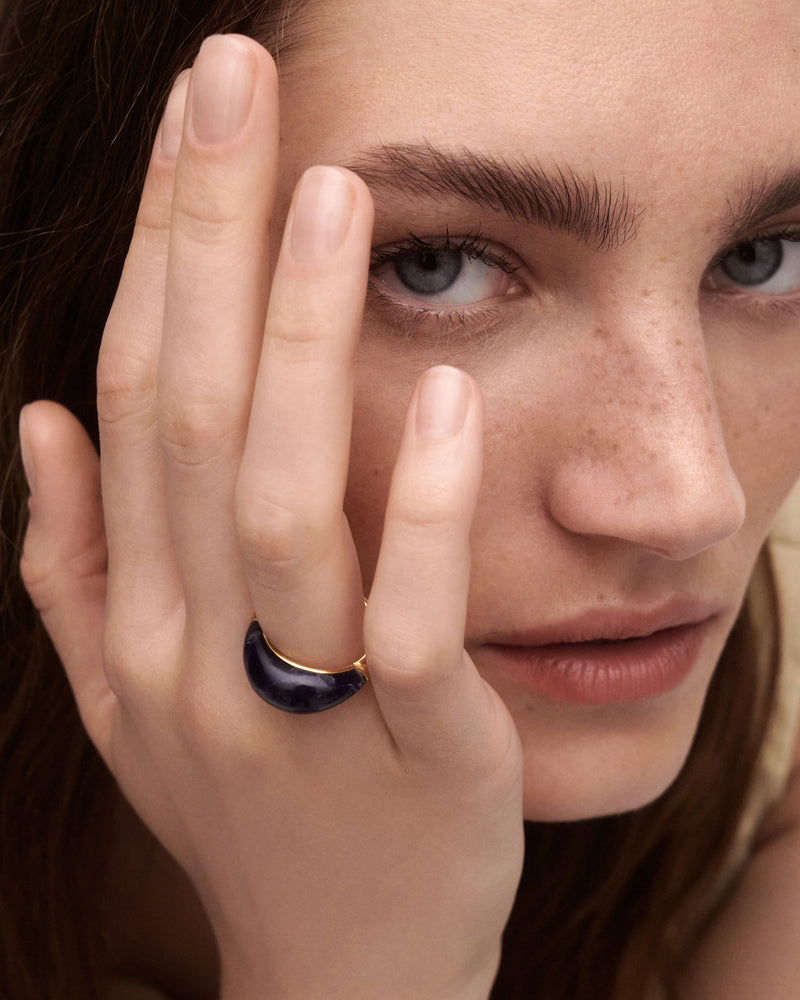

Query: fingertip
[156,70,191,163]
[415,365,472,440]
[20,401,102,557]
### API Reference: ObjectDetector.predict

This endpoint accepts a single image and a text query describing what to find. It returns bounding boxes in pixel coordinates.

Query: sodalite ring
[243,621,368,714]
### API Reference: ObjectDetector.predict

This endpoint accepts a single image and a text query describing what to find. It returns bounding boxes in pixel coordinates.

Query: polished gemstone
[243,621,367,714]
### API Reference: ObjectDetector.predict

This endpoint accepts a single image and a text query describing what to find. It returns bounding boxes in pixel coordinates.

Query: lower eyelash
[365,280,510,340]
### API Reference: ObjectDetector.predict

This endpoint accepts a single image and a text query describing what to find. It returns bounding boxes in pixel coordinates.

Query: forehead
[279,0,800,198]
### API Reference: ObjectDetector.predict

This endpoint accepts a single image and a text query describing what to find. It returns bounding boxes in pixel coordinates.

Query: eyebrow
[342,141,641,251]
[343,142,800,253]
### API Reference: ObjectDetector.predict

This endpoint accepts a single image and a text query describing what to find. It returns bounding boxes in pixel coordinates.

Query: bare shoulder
[678,722,800,999]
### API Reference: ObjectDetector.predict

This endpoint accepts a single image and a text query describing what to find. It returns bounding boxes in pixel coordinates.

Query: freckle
[594,325,611,340]
[641,288,652,298]
[674,337,683,348]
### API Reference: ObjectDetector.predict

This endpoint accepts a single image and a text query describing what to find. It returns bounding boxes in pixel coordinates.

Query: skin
[275,0,800,819]
[16,0,800,996]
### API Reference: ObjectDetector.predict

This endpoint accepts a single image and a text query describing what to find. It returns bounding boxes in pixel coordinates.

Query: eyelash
[701,225,800,322]
[368,230,522,336]
[709,226,800,268]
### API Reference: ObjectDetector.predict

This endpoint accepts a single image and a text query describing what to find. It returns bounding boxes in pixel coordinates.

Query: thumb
[19,401,114,751]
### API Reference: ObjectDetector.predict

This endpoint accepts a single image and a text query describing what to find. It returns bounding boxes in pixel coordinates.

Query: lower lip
[484,622,710,706]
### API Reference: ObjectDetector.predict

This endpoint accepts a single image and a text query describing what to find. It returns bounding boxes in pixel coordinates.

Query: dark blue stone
[243,621,367,714]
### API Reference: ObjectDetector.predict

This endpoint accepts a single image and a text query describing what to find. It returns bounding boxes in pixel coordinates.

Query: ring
[243,620,368,714]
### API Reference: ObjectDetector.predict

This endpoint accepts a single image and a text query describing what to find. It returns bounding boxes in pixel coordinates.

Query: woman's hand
[19,35,524,1000]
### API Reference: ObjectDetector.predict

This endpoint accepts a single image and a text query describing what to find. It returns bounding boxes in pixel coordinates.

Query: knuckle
[101,615,174,705]
[235,486,327,569]
[20,534,107,614]
[96,345,156,429]
[158,397,234,469]
[171,185,246,247]
[265,300,347,363]
[395,478,460,530]
[101,629,135,700]
[376,654,440,706]
[368,631,445,698]
[18,545,49,606]
[131,212,171,246]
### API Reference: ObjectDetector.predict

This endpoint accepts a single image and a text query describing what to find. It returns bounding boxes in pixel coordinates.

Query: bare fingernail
[19,407,35,494]
[158,71,190,162]
[289,166,355,263]
[416,366,469,439]
[191,35,255,146]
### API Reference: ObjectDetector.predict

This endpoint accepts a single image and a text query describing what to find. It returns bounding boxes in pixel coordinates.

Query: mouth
[476,605,720,705]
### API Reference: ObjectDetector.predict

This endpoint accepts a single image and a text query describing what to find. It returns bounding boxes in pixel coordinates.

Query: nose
[546,315,745,561]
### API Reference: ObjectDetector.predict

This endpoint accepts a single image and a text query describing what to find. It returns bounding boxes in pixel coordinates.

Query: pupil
[394,248,463,295]
[721,238,783,286]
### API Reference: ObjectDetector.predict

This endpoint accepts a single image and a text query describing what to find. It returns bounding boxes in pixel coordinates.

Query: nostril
[547,439,746,561]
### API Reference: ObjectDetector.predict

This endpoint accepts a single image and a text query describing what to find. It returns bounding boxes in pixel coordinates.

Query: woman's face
[273,0,800,820]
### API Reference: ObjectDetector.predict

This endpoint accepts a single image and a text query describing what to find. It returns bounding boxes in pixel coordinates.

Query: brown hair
[0,2,779,997]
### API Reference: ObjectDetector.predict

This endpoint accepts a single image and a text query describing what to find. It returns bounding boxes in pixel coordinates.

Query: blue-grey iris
[721,238,783,286]
[394,248,463,295]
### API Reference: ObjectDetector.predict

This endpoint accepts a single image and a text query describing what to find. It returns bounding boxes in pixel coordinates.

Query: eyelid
[369,230,524,274]
[710,223,800,266]
[703,226,800,308]
[365,230,529,338]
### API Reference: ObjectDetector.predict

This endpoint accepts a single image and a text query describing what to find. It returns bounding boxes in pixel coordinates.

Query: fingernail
[289,166,355,263]
[19,407,35,494]
[191,35,255,146]
[158,71,190,161]
[416,366,469,439]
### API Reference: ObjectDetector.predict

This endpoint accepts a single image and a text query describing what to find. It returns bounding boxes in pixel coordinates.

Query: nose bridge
[549,307,746,560]
[596,314,715,470]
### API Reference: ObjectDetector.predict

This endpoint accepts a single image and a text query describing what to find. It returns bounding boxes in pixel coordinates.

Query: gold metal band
[261,630,368,677]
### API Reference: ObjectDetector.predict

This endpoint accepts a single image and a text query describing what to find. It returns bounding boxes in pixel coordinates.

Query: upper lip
[475,599,722,648]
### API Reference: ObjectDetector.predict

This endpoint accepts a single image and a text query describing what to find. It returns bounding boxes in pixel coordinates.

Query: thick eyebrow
[342,141,641,252]
[723,167,800,245]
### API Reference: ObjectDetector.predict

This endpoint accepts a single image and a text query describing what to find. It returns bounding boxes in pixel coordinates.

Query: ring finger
[236,165,374,670]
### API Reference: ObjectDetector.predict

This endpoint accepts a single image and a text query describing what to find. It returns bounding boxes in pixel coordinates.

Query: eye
[707,234,800,295]
[370,234,523,310]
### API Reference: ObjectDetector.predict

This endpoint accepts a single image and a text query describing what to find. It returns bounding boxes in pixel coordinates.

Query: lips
[475,603,720,705]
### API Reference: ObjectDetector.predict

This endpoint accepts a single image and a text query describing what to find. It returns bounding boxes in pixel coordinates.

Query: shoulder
[765,480,800,773]
[707,482,800,879]
[749,478,800,844]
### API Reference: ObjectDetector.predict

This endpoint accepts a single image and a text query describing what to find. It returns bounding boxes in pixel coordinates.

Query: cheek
[711,333,800,533]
